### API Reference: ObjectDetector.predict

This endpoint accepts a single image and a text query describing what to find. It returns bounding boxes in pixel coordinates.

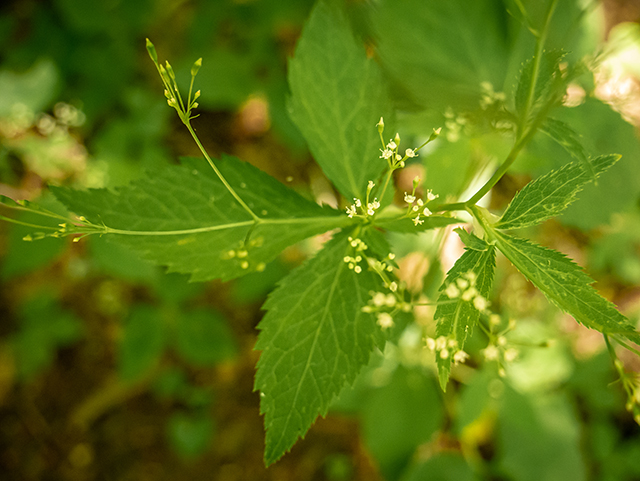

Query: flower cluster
[479,81,506,110]
[362,289,410,331]
[479,315,520,377]
[425,336,469,365]
[345,181,380,219]
[377,117,417,170]
[611,357,640,426]
[343,237,369,273]
[443,271,490,312]
[403,177,439,226]
[444,108,467,143]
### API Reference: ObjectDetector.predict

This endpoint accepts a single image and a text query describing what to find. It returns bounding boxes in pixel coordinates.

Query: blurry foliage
[0,0,640,480]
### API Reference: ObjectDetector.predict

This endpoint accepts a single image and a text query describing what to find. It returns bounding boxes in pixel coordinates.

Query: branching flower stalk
[145,39,260,222]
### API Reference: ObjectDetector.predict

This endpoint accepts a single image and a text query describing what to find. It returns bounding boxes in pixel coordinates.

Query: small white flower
[504,348,519,362]
[440,349,449,359]
[380,149,393,159]
[377,312,394,330]
[497,336,507,346]
[404,193,416,204]
[346,205,357,218]
[387,140,397,150]
[389,282,398,292]
[462,287,478,302]
[388,253,395,260]
[445,283,460,298]
[426,337,436,351]
[354,198,362,207]
[412,205,419,212]
[413,215,424,226]
[489,314,501,326]
[395,153,402,162]
[372,292,386,307]
[405,148,417,158]
[456,278,469,290]
[473,295,489,311]
[417,199,424,207]
[464,271,477,283]
[453,350,469,365]
[483,345,500,361]
[426,190,438,202]
[435,336,447,351]
[368,180,375,189]
[385,294,396,307]
[423,207,432,216]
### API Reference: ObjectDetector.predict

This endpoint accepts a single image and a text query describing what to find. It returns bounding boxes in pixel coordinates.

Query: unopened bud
[428,127,442,142]
[377,117,384,133]
[165,61,176,80]
[191,58,202,77]
[194,90,201,99]
[145,38,158,63]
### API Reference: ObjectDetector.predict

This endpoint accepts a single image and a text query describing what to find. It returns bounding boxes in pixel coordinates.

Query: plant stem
[184,122,260,221]
[464,0,558,207]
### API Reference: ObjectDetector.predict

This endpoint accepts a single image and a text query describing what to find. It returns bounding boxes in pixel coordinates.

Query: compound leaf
[434,237,496,390]
[254,229,387,465]
[53,155,349,282]
[515,50,565,130]
[496,154,619,230]
[288,0,391,200]
[494,232,640,344]
[540,117,594,179]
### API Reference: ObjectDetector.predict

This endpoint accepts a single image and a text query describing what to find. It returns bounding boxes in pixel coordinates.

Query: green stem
[184,122,260,221]
[464,0,558,207]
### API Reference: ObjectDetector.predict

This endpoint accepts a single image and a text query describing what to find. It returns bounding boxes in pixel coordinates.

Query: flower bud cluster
[377,117,416,170]
[443,271,490,312]
[424,336,469,365]
[481,315,519,377]
[404,181,439,227]
[345,181,381,219]
[479,81,506,110]
[444,108,467,143]
[343,237,369,273]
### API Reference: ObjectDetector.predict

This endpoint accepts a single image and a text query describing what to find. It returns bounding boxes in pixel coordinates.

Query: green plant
[1,0,639,472]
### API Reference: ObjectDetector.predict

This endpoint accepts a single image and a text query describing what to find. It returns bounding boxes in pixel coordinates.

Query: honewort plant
[1,0,640,467]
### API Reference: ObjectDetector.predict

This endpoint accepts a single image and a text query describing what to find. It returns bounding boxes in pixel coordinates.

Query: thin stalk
[184,122,260,221]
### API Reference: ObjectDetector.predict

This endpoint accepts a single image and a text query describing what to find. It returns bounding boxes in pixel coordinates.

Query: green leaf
[493,232,640,344]
[53,155,349,282]
[496,154,619,230]
[515,50,565,129]
[375,214,460,234]
[254,229,387,465]
[118,305,166,382]
[455,227,490,251]
[173,309,237,366]
[287,0,391,200]
[434,245,496,390]
[540,117,595,179]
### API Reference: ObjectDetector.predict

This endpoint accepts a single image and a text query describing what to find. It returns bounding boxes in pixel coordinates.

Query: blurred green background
[1,0,640,480]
